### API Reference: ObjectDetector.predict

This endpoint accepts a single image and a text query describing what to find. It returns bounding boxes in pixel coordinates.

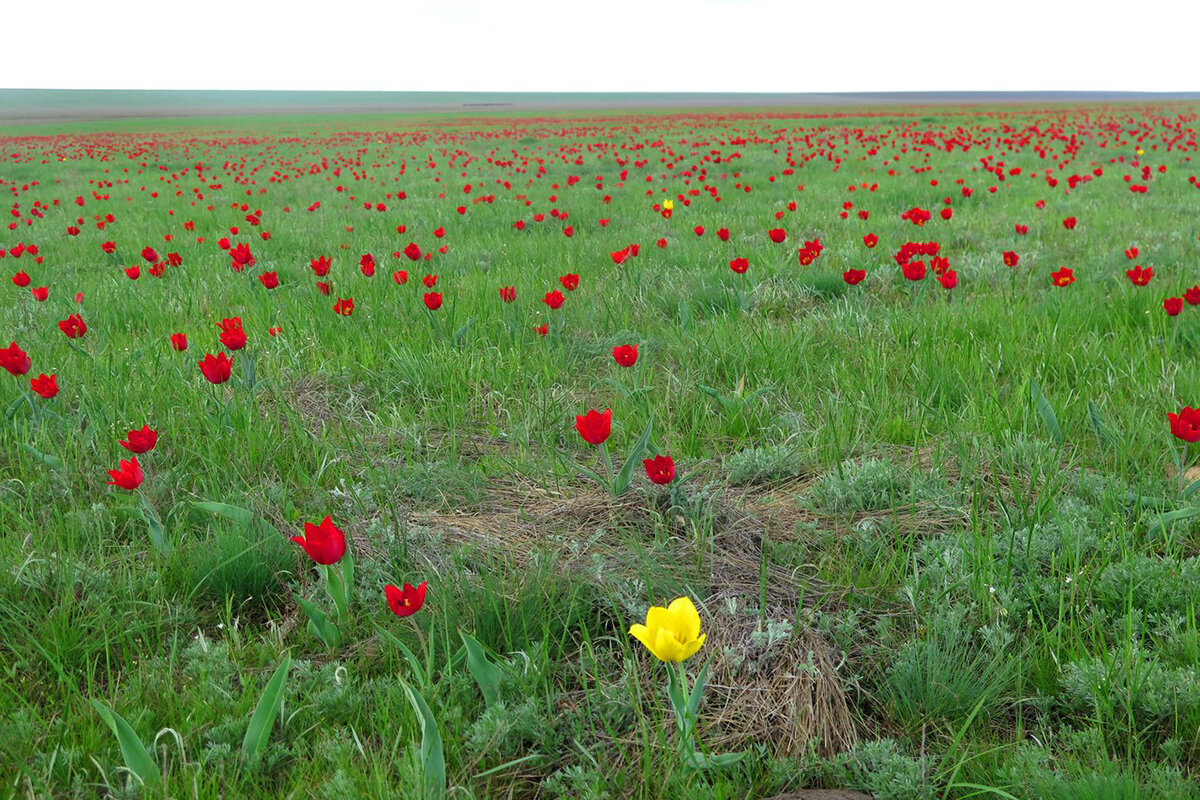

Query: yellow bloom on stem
[629,597,706,662]
[662,199,674,211]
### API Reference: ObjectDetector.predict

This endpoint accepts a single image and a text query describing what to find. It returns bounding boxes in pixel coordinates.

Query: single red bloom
[403,242,422,261]
[198,352,233,384]
[229,243,254,270]
[125,266,140,280]
[533,323,549,336]
[259,271,279,289]
[11,270,30,287]
[1164,297,1183,316]
[359,254,376,277]
[1,342,31,376]
[843,269,866,285]
[31,286,48,301]
[59,313,87,339]
[333,297,355,316]
[1125,247,1139,260]
[392,269,408,285]
[101,241,116,254]
[729,257,749,274]
[1051,267,1075,287]
[422,274,438,288]
[1002,251,1019,268]
[1184,285,1200,306]
[612,344,638,367]
[433,227,445,238]
[424,292,443,310]
[1015,224,1029,235]
[717,228,730,241]
[694,225,705,236]
[167,252,183,267]
[656,238,667,248]
[768,228,786,243]
[310,256,331,277]
[575,408,611,445]
[31,373,58,399]
[119,425,158,454]
[269,326,282,337]
[559,273,579,291]
[170,332,188,351]
[543,290,564,309]
[797,249,817,266]
[611,247,632,265]
[385,581,428,617]
[1062,217,1077,230]
[1168,407,1200,442]
[643,455,675,485]
[863,233,878,248]
[499,286,516,303]
[937,269,958,289]
[902,261,927,281]
[1127,265,1153,286]
[290,516,346,565]
[107,457,144,491]
[218,318,246,351]
[940,208,953,221]
[141,246,159,263]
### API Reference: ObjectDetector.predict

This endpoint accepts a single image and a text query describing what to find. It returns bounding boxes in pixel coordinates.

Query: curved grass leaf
[375,625,427,687]
[402,680,446,800]
[242,652,292,763]
[1029,379,1062,445]
[91,700,162,787]
[1151,506,1200,531]
[613,417,653,495]
[191,500,255,526]
[295,595,340,649]
[460,630,503,706]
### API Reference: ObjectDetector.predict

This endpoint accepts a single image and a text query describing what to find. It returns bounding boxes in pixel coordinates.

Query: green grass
[2,102,1200,798]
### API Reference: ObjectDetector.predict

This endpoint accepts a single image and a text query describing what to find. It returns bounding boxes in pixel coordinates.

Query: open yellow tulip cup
[629,597,745,770]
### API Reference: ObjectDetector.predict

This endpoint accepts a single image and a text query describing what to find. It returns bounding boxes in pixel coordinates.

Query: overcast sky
[7,0,1195,93]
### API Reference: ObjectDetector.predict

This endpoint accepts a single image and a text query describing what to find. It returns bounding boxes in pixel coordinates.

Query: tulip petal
[667,596,702,642]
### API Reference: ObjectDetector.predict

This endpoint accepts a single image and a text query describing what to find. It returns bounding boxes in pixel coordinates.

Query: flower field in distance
[3,103,1200,798]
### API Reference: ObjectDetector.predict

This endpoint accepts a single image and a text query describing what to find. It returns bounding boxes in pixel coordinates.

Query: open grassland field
[3,104,1200,799]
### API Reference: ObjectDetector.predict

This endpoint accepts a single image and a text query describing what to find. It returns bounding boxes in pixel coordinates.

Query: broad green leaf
[295,595,340,649]
[375,625,427,687]
[402,680,446,800]
[191,500,255,526]
[453,317,476,346]
[460,631,504,706]
[613,417,653,496]
[1029,379,1062,445]
[242,653,292,762]
[20,443,63,470]
[1151,506,1200,531]
[91,700,162,787]
[677,299,693,332]
[1182,479,1200,500]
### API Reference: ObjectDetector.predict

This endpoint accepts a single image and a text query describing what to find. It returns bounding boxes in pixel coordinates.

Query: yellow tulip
[629,596,705,662]
[663,199,674,211]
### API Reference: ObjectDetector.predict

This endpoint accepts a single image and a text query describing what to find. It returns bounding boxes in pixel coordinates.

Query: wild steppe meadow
[3,103,1200,799]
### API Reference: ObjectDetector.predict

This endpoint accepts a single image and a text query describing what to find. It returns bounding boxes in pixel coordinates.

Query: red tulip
[101,241,116,254]
[423,292,443,310]
[422,274,438,288]
[612,344,638,367]
[170,332,188,351]
[499,286,516,303]
[119,425,158,454]
[11,270,30,287]
[643,455,676,485]
[1062,217,1077,230]
[1015,224,1029,235]
[333,297,355,316]
[31,373,58,399]
[311,256,331,277]
[1125,247,1139,260]
[543,290,564,309]
[1051,267,1075,287]
[141,246,158,263]
[31,286,48,301]
[1127,266,1153,286]
[862,233,878,248]
[533,323,549,336]
[611,247,632,265]
[259,271,279,289]
[317,281,332,296]
[729,257,749,274]
[218,318,246,351]
[359,254,376,277]
[1184,285,1200,306]
[717,228,730,241]
[1002,251,1019,268]
[768,228,786,243]
[902,261,927,281]
[59,313,87,339]
[385,582,428,617]
[291,516,346,565]
[1,342,31,376]
[575,408,611,445]
[107,457,144,490]
[937,269,958,289]
[843,269,866,285]
[1164,297,1183,316]
[403,242,422,261]
[1168,407,1200,442]
[125,266,140,280]
[559,274,579,291]
[198,352,233,384]
[229,243,255,270]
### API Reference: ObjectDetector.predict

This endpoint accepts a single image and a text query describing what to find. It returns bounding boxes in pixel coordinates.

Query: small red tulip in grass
[1051,267,1075,287]
[643,455,676,485]
[385,582,428,617]
[291,516,347,565]
[1169,407,1200,443]
[1164,297,1183,316]
[612,344,638,367]
[1,342,32,376]
[198,352,233,384]
[31,373,58,399]
[119,425,158,454]
[107,457,144,490]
